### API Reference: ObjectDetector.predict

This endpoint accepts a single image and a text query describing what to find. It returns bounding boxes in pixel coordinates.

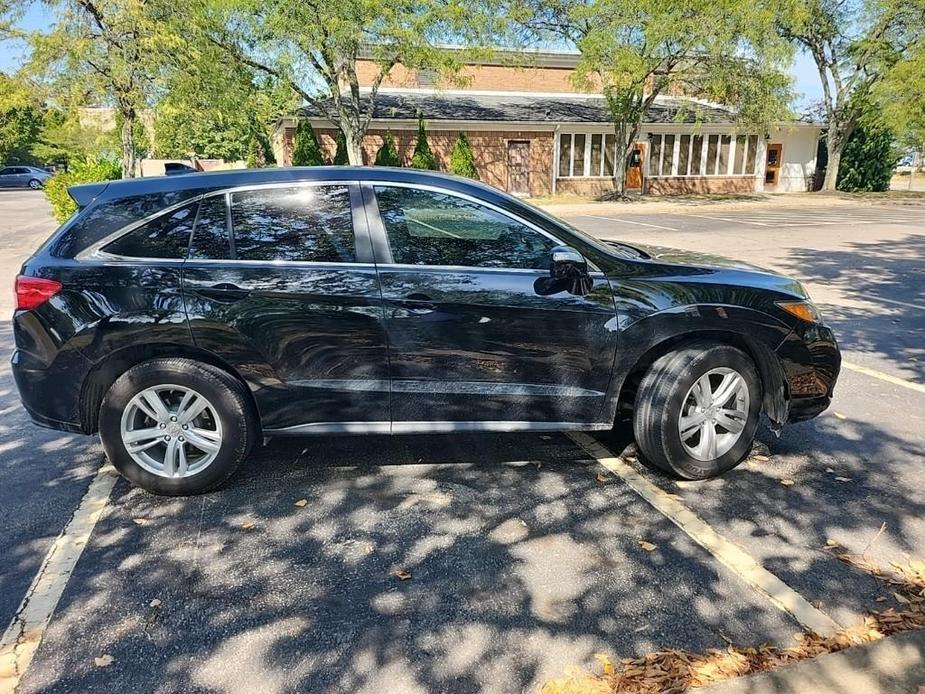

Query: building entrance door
[626,144,644,190]
[507,141,531,196]
[765,143,783,189]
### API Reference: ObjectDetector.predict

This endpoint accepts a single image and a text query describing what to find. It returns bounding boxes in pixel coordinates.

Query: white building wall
[768,126,821,193]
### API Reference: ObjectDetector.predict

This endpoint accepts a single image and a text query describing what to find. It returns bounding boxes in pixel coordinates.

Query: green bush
[836,122,901,192]
[291,120,325,166]
[374,132,401,166]
[44,157,121,223]
[449,132,478,178]
[332,130,350,165]
[410,118,437,170]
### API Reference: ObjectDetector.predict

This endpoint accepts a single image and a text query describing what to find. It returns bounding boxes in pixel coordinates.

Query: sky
[1,5,824,111]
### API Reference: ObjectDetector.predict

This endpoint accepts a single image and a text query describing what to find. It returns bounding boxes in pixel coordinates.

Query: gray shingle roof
[299,92,737,125]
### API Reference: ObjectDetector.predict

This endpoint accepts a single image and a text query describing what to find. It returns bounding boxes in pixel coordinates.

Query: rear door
[182,182,390,434]
[365,182,618,429]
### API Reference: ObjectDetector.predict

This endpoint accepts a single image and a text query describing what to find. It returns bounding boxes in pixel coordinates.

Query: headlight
[776,300,822,323]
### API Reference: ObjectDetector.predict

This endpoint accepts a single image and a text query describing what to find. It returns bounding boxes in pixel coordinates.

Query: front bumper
[776,322,841,424]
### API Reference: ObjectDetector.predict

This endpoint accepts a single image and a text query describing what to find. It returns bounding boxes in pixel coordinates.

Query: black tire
[633,341,761,480]
[99,358,256,495]
[28,178,42,190]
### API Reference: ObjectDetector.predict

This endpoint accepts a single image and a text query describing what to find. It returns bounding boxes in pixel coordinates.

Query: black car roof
[77,166,508,205]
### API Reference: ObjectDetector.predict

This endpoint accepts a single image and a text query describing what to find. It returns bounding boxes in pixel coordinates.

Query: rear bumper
[11,349,86,434]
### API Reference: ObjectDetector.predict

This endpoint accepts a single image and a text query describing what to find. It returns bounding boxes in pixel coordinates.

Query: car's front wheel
[633,341,761,479]
[99,358,256,495]
[28,178,42,190]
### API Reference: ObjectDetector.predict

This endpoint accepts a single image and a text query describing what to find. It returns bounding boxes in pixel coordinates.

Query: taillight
[15,275,62,311]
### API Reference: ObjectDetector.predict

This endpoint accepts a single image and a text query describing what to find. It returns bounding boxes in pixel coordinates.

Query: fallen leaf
[94,654,114,668]
[825,539,839,547]
[241,520,255,530]
[633,624,650,633]
[751,455,770,462]
[833,412,847,420]
[294,498,308,508]
[894,592,910,604]
[780,479,795,486]
[392,568,412,581]
[639,540,658,552]
[149,598,161,608]
[825,467,835,473]
[596,472,609,483]
[875,596,888,602]
[593,653,615,676]
[132,518,147,526]
[835,476,853,482]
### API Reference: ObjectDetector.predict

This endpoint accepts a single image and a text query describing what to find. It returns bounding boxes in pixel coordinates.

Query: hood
[612,242,809,299]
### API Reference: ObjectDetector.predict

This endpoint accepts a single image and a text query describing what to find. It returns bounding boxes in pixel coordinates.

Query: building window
[572,134,586,176]
[646,133,761,177]
[590,134,603,176]
[603,135,616,176]
[558,134,572,177]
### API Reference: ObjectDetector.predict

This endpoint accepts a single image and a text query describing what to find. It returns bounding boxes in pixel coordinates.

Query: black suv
[12,167,839,495]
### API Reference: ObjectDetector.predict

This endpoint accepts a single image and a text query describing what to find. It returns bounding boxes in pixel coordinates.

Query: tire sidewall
[28,179,41,189]
[659,346,761,479]
[99,361,250,495]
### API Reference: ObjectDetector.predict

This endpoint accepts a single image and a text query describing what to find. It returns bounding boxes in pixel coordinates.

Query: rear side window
[189,194,231,260]
[230,186,356,263]
[102,203,197,259]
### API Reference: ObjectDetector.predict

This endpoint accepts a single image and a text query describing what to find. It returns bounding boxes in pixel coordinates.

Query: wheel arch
[615,329,788,428]
[79,342,261,435]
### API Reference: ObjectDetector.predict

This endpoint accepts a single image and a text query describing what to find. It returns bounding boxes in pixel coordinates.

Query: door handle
[194,283,252,302]
[396,293,438,315]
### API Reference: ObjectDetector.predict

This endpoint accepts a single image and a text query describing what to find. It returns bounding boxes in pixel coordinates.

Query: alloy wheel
[119,384,223,478]
[677,367,750,462]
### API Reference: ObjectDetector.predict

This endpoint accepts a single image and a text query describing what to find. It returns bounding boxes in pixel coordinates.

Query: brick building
[272,50,822,197]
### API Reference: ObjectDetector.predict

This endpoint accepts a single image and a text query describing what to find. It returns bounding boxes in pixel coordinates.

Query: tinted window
[374,186,557,269]
[230,186,355,262]
[190,194,231,260]
[0,168,13,175]
[102,203,197,258]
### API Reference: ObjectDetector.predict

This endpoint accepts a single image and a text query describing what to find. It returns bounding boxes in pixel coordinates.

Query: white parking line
[0,464,116,694]
[568,433,842,637]
[681,213,772,227]
[581,215,679,231]
[865,295,925,311]
[842,361,925,395]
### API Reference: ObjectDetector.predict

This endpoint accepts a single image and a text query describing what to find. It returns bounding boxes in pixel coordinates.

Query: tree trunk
[823,131,846,191]
[610,120,639,199]
[121,108,136,178]
[344,128,364,166]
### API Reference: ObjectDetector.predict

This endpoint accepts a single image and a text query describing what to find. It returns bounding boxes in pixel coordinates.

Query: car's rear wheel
[633,341,761,479]
[99,358,256,495]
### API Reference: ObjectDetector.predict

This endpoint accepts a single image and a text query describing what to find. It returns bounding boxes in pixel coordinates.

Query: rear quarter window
[101,203,198,259]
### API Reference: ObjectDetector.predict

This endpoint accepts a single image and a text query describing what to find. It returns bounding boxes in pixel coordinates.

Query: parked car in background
[11,167,840,495]
[0,166,52,189]
[164,162,199,176]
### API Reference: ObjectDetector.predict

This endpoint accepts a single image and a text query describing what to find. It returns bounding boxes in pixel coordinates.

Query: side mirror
[550,245,588,279]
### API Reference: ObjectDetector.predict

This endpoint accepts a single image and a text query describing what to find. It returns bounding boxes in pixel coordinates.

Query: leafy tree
[449,132,478,178]
[375,132,402,166]
[0,74,43,164]
[836,120,900,192]
[778,0,925,190]
[516,0,792,197]
[43,156,121,222]
[198,0,483,165]
[332,130,350,165]
[291,120,326,166]
[11,0,163,178]
[410,118,437,170]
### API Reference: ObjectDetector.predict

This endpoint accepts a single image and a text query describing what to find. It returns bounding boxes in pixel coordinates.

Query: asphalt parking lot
[1,190,924,693]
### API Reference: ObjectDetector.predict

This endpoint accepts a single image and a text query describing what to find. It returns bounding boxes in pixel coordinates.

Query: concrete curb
[694,628,925,694]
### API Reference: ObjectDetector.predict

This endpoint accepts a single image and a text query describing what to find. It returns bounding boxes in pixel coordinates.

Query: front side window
[230,185,356,263]
[102,203,198,258]
[374,186,558,270]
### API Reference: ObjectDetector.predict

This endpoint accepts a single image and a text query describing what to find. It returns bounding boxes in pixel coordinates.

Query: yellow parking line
[568,433,842,637]
[0,465,117,693]
[842,361,925,395]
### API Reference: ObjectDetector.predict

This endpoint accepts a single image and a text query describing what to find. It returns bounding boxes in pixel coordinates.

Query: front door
[182,183,390,433]
[765,143,783,189]
[507,141,531,196]
[626,144,644,190]
[366,183,618,428]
